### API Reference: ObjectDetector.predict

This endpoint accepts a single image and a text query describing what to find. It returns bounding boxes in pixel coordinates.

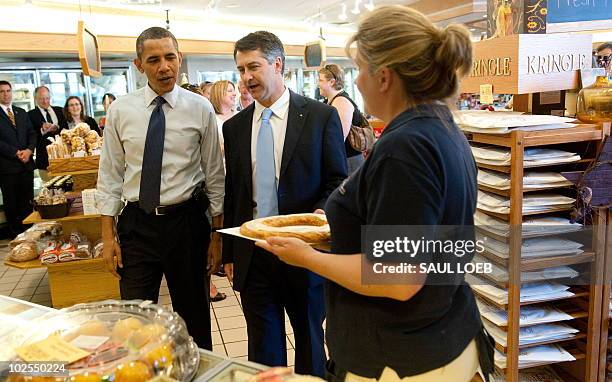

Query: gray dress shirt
[96,84,224,217]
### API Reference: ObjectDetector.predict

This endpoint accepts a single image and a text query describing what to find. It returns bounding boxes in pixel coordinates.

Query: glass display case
[197,71,240,85]
[284,69,298,93]
[0,71,36,111]
[301,70,318,100]
[39,70,87,114]
[89,69,130,121]
[193,349,266,382]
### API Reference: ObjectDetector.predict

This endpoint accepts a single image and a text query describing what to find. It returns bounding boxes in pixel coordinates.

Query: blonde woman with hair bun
[257,5,494,382]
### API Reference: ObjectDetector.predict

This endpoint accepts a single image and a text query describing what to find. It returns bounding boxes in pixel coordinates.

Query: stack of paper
[477,256,579,283]
[484,320,578,347]
[471,146,581,167]
[476,298,574,327]
[491,366,564,382]
[474,211,583,238]
[467,276,574,305]
[478,234,584,259]
[477,190,575,214]
[477,169,573,191]
[494,345,575,369]
[455,111,577,134]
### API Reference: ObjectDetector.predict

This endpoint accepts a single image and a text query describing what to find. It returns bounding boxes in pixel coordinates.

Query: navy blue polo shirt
[324,103,482,378]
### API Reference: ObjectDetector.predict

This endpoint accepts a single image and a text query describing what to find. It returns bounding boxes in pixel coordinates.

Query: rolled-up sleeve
[96,104,126,216]
[201,108,225,216]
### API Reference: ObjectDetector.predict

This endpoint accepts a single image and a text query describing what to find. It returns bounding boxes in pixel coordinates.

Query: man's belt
[127,198,195,216]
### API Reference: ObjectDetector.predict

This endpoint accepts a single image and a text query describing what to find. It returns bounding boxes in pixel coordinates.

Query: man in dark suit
[222,31,347,377]
[28,86,67,181]
[0,81,36,237]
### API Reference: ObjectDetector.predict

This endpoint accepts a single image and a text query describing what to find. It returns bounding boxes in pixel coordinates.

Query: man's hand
[41,122,53,134]
[16,149,32,163]
[207,232,222,277]
[103,238,123,279]
[313,209,325,214]
[224,263,234,283]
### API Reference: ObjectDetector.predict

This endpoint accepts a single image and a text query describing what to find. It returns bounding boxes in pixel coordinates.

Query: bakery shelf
[494,333,587,354]
[478,250,595,272]
[477,184,574,198]
[467,125,603,148]
[476,226,588,243]
[472,286,590,311]
[477,206,574,221]
[22,210,101,224]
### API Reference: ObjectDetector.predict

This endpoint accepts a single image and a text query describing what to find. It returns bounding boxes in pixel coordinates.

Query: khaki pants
[344,340,480,382]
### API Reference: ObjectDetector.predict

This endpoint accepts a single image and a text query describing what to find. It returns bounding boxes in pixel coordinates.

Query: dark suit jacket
[222,90,348,291]
[28,106,68,170]
[0,105,36,175]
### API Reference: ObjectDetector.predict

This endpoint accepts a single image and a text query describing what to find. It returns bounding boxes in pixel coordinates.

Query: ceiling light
[338,3,347,20]
[364,0,374,11]
[351,0,361,14]
[225,3,240,8]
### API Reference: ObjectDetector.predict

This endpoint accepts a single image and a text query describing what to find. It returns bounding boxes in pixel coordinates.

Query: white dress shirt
[96,84,225,217]
[37,106,59,134]
[0,103,13,116]
[250,87,290,209]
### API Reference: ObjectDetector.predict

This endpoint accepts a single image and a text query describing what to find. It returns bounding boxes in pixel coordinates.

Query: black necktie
[44,109,52,124]
[139,96,166,213]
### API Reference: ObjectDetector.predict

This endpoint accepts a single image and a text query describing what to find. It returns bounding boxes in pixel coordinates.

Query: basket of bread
[46,123,103,173]
[32,187,73,219]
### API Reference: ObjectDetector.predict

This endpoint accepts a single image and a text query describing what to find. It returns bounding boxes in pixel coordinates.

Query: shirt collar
[37,105,50,113]
[382,102,452,135]
[144,83,179,109]
[0,103,11,113]
[254,87,290,122]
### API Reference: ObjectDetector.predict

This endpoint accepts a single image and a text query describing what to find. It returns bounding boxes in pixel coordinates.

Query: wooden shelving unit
[466,124,606,381]
[596,208,612,382]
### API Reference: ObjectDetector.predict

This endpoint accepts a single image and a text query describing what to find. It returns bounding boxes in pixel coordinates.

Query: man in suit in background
[28,86,68,181]
[0,80,36,237]
[222,31,347,377]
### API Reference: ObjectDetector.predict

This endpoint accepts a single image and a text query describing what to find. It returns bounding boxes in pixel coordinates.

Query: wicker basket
[48,155,100,174]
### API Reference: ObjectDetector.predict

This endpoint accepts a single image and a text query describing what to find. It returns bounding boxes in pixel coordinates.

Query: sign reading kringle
[460,33,592,94]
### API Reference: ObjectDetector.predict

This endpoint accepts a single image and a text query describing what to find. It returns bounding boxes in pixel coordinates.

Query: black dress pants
[0,171,33,237]
[117,202,212,349]
[241,248,326,377]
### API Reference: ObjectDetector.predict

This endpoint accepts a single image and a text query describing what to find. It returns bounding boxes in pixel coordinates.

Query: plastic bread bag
[75,242,92,259]
[8,242,38,262]
[70,231,87,244]
[39,240,60,264]
[58,242,77,262]
[92,240,104,259]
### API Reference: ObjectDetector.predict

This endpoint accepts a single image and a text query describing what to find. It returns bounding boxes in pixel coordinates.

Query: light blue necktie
[255,108,278,218]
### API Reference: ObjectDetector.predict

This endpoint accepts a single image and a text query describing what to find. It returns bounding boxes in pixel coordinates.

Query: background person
[96,27,225,349]
[222,31,347,377]
[209,80,237,151]
[236,79,254,111]
[64,96,101,135]
[0,80,36,238]
[98,92,116,133]
[28,85,68,181]
[318,64,364,173]
[200,81,213,99]
[258,6,493,382]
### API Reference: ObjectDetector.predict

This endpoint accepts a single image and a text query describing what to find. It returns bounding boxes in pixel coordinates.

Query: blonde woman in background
[318,64,365,173]
[258,5,493,382]
[209,80,237,151]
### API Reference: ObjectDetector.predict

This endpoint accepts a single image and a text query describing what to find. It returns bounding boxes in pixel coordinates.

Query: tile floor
[0,239,296,367]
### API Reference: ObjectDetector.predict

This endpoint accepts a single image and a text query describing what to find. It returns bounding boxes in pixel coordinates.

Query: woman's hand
[255,237,317,268]
[248,367,293,382]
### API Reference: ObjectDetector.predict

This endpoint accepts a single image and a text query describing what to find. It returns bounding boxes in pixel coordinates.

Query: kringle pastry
[240,213,330,243]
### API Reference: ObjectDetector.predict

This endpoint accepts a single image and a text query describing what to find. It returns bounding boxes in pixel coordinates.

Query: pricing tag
[480,84,494,105]
[16,335,90,363]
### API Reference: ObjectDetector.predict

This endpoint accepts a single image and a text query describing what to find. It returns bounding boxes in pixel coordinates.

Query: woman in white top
[210,80,237,153]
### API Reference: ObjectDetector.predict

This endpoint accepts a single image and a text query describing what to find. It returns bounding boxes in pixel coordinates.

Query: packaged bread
[93,240,104,258]
[73,122,91,138]
[75,242,92,259]
[8,242,38,262]
[60,129,73,145]
[71,136,87,154]
[40,241,60,264]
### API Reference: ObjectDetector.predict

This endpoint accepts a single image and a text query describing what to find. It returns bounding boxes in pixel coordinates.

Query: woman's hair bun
[435,24,473,78]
